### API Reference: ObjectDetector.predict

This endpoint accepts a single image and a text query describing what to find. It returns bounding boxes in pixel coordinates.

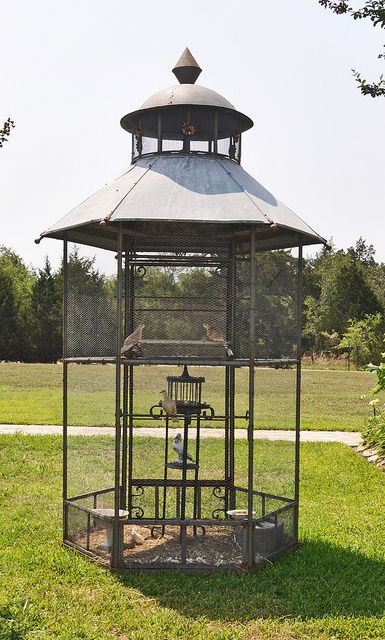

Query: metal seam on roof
[217,159,272,226]
[104,160,158,223]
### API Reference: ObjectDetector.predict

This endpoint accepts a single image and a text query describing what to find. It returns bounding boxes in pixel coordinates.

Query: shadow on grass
[117,538,385,622]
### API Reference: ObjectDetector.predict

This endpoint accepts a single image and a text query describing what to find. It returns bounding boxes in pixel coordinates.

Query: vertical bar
[121,239,129,509]
[213,111,218,154]
[247,229,256,568]
[62,234,68,542]
[238,131,242,164]
[112,223,123,569]
[155,486,160,519]
[224,367,230,512]
[229,237,236,509]
[86,513,91,550]
[293,242,303,541]
[162,416,170,534]
[193,411,201,534]
[127,237,135,517]
[157,112,162,153]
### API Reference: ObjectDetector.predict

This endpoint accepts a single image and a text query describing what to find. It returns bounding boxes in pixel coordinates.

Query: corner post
[112,223,124,568]
[293,241,303,540]
[247,229,256,567]
[63,234,68,542]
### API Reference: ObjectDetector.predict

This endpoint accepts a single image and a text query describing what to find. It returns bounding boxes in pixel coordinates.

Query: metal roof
[139,84,235,111]
[172,47,202,84]
[38,155,325,249]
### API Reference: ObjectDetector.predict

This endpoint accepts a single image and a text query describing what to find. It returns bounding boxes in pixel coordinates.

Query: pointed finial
[172,47,202,84]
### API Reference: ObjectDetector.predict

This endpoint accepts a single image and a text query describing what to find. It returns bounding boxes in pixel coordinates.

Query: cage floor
[73,524,246,567]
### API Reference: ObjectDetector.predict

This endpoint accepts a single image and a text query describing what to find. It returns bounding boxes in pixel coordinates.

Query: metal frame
[62,228,303,572]
[130,107,243,165]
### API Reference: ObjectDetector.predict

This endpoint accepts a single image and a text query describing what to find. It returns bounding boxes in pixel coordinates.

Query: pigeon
[172,433,193,462]
[203,323,234,358]
[121,323,145,355]
[160,390,179,425]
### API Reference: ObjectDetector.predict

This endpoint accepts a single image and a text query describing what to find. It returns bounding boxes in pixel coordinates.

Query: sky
[1,0,384,273]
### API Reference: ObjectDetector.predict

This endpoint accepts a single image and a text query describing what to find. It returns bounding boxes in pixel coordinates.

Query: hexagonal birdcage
[37,48,325,571]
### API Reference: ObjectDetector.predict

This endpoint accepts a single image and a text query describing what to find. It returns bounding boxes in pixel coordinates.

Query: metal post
[213,111,218,154]
[247,229,256,567]
[112,223,123,569]
[127,238,135,517]
[121,238,129,509]
[229,237,236,509]
[157,112,162,153]
[293,242,303,540]
[63,234,68,542]
[180,414,189,564]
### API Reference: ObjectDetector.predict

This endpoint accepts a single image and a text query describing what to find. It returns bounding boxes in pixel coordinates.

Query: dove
[172,433,193,462]
[121,323,145,355]
[160,390,179,424]
[203,323,234,358]
[203,323,224,343]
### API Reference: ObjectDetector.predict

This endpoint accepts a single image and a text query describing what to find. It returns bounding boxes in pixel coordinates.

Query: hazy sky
[1,0,384,272]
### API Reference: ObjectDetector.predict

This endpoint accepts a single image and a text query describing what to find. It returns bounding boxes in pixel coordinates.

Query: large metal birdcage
[37,48,326,571]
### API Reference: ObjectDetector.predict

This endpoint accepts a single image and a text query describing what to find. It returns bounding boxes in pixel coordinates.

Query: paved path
[0,424,361,446]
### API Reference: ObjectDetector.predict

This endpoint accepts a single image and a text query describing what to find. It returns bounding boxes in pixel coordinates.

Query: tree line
[0,238,384,366]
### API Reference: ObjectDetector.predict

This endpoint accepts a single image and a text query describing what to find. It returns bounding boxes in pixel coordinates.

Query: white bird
[121,323,145,355]
[172,433,193,462]
[160,390,179,425]
[203,323,233,358]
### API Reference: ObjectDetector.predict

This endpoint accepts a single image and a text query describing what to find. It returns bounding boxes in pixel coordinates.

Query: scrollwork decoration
[212,486,226,520]
[135,265,147,278]
[131,485,145,519]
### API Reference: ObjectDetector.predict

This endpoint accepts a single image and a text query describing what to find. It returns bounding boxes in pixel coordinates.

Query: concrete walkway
[0,424,361,446]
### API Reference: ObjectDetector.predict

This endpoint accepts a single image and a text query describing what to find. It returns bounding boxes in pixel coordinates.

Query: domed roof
[139,83,235,111]
[120,48,254,135]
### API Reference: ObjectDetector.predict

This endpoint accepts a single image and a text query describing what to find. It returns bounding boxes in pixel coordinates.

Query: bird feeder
[38,48,325,571]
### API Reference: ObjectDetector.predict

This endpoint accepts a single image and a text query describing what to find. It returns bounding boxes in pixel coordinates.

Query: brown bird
[121,323,145,355]
[203,323,224,343]
[160,390,179,425]
[203,323,233,358]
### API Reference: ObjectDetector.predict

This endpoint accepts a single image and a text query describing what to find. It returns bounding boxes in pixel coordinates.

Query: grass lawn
[0,362,375,431]
[0,435,384,639]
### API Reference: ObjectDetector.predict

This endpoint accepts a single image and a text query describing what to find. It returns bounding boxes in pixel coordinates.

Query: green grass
[0,362,375,431]
[0,435,384,639]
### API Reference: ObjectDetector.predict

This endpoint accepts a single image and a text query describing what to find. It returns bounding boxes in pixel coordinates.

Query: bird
[172,433,193,463]
[160,390,179,425]
[121,323,145,355]
[203,323,224,343]
[203,323,234,358]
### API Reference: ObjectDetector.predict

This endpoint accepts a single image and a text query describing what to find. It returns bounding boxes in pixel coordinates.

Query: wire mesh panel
[65,244,118,503]
[130,263,229,359]
[235,248,298,360]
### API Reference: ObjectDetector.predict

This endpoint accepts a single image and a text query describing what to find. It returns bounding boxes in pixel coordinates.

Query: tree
[302,244,383,353]
[347,236,376,266]
[0,118,15,147]
[338,312,385,366]
[0,269,19,359]
[31,257,62,362]
[0,246,36,361]
[319,1,385,96]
